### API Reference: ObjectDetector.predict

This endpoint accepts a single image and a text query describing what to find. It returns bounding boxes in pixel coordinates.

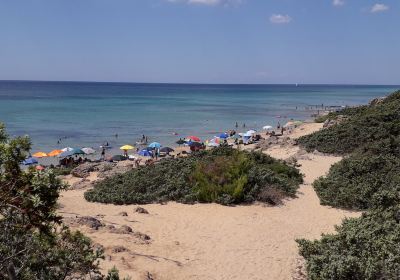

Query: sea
[0,81,398,155]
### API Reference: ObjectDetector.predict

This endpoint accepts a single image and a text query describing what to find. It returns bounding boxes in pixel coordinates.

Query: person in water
[235,122,238,128]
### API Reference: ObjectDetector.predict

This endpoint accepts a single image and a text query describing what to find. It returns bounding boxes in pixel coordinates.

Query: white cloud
[333,0,345,7]
[371,3,389,13]
[270,14,291,24]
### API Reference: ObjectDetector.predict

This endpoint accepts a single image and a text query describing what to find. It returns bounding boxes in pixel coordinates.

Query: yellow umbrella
[120,145,134,150]
[32,152,48,158]
[48,149,63,157]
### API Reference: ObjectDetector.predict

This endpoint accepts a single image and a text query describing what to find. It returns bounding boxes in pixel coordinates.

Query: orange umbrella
[32,152,48,158]
[48,149,62,157]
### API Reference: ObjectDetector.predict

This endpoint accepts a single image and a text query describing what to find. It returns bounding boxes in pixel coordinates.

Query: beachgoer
[235,122,238,128]
[115,133,118,138]
[145,136,148,143]
[243,123,246,128]
[281,127,284,135]
[277,122,281,129]
[123,149,128,157]
[101,147,105,160]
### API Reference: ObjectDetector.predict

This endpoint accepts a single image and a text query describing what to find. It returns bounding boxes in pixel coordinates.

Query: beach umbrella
[186,136,201,142]
[263,125,273,131]
[33,152,48,158]
[58,150,74,158]
[160,147,174,153]
[176,139,185,145]
[48,149,63,157]
[120,144,134,150]
[138,149,153,157]
[35,165,45,171]
[246,130,256,135]
[111,155,127,162]
[82,147,96,155]
[218,133,229,139]
[188,141,203,148]
[148,142,162,149]
[243,132,253,137]
[72,148,85,155]
[61,147,73,152]
[22,157,38,165]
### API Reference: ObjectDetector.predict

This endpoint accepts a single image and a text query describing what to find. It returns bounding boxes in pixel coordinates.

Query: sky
[0,0,399,84]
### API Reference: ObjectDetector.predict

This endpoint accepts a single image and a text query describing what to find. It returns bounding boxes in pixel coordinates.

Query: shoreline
[58,121,361,279]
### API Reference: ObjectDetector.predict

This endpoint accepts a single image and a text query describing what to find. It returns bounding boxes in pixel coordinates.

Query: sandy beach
[59,122,360,280]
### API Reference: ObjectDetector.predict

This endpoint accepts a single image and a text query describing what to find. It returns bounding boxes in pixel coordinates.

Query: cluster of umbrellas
[31,147,96,159]
[119,142,175,159]
[24,147,97,166]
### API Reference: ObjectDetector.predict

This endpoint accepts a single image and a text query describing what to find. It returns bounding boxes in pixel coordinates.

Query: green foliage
[313,151,400,210]
[84,147,303,205]
[298,90,400,154]
[297,203,400,280]
[0,123,104,279]
[297,91,400,279]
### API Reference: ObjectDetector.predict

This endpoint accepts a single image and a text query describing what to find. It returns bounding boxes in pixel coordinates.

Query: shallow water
[0,81,398,154]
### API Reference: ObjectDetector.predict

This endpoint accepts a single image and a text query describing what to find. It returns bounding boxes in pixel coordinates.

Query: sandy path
[59,123,359,280]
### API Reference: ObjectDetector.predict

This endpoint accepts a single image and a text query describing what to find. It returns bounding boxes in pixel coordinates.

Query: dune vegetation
[84,147,303,206]
[297,90,400,279]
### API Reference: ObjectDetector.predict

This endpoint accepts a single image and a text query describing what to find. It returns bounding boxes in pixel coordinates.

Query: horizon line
[0,79,399,87]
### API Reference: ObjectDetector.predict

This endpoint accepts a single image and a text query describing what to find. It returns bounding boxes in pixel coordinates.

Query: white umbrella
[263,125,273,130]
[61,147,73,152]
[246,130,256,135]
[82,147,96,155]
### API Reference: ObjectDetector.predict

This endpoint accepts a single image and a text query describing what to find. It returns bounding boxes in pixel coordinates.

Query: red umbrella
[187,136,201,142]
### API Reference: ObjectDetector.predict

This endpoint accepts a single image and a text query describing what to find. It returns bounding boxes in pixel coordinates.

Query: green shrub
[297,202,400,280]
[0,123,104,279]
[313,152,400,210]
[298,90,400,154]
[84,147,303,205]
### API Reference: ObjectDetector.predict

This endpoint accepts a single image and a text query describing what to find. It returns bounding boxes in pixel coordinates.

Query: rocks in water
[135,207,149,214]
[118,211,128,216]
[76,216,103,230]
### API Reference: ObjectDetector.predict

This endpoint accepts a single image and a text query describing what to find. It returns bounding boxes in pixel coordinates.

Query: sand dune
[59,123,360,280]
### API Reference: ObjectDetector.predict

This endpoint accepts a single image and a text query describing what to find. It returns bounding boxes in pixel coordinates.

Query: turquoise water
[0,81,398,153]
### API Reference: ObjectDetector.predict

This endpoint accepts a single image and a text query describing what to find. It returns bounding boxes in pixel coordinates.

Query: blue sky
[0,0,399,84]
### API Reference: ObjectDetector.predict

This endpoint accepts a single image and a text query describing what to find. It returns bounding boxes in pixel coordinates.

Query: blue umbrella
[148,142,162,149]
[138,149,153,157]
[22,157,38,165]
[219,133,229,139]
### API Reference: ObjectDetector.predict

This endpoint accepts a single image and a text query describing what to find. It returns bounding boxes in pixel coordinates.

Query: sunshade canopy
[48,149,63,157]
[120,145,134,150]
[33,152,48,158]
[22,157,38,165]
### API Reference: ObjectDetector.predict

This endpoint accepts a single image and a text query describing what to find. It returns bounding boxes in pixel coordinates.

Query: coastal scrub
[84,147,303,206]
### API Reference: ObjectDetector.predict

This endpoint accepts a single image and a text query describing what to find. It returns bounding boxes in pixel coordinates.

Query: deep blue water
[0,81,398,153]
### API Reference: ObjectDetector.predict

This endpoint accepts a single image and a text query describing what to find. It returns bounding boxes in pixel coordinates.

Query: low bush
[297,200,400,280]
[84,147,303,205]
[298,90,400,154]
[313,153,400,210]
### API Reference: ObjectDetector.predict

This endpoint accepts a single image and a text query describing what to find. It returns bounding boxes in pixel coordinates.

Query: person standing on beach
[101,147,105,160]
